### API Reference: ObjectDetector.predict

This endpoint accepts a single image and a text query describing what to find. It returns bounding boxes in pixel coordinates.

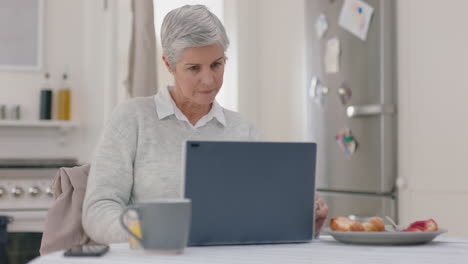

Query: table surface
[30,236,468,264]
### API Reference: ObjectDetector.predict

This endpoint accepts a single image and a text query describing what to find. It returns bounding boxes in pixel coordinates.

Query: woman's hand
[314,194,329,237]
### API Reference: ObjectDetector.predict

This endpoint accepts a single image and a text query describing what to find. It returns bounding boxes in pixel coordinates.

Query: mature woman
[82,5,328,243]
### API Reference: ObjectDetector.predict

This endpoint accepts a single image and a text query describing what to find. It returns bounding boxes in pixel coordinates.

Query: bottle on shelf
[57,73,71,121]
[11,104,21,120]
[39,72,53,120]
[0,104,6,120]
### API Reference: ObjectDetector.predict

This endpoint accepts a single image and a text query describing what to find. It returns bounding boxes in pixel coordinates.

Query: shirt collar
[154,86,226,128]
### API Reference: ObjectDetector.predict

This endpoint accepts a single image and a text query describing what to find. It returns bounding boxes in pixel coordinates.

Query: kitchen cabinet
[397,0,468,237]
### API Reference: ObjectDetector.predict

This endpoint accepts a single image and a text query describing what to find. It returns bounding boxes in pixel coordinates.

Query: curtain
[126,0,158,97]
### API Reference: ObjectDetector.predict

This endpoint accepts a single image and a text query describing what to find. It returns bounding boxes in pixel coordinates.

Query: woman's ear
[162,56,173,74]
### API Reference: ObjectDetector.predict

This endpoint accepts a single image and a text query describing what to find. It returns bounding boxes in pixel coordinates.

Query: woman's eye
[212,62,223,68]
[187,65,200,71]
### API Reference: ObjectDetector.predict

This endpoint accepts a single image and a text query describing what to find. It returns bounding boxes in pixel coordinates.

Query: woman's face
[170,44,225,106]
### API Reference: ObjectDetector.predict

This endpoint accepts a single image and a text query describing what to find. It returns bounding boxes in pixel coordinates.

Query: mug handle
[120,206,143,244]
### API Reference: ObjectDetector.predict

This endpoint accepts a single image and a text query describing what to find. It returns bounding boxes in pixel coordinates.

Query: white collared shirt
[154,86,226,129]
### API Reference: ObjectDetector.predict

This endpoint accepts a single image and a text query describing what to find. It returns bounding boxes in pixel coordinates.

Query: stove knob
[11,187,24,197]
[0,187,5,197]
[28,186,41,197]
[45,187,54,197]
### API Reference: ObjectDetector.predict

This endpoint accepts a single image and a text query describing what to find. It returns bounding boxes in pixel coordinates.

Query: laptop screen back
[184,141,317,246]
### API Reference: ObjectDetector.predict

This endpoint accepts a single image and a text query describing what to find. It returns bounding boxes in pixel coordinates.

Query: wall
[0,0,111,163]
[224,0,259,126]
[232,0,307,141]
[397,0,468,236]
[256,0,307,141]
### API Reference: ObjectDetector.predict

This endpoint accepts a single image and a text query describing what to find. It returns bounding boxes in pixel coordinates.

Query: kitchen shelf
[0,120,78,129]
[0,120,78,145]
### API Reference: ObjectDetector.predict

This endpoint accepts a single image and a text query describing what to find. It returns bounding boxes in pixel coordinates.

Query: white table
[30,236,468,264]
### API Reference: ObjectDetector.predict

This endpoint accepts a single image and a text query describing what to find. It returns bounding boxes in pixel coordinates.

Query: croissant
[330,216,385,232]
[362,217,385,232]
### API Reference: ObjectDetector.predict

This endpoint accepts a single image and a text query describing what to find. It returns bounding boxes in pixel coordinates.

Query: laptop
[183,141,317,246]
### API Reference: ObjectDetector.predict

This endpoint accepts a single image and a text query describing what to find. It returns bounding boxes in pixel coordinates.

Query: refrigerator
[304,0,397,223]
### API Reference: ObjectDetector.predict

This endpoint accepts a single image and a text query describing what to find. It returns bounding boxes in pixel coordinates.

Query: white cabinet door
[397,0,468,237]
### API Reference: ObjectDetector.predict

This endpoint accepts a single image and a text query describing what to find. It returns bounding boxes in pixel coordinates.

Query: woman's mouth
[199,89,214,94]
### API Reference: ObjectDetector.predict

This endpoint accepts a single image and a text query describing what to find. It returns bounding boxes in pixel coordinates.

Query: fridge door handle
[346,104,395,118]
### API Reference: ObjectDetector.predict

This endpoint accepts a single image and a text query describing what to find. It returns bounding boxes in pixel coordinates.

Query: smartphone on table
[64,244,110,257]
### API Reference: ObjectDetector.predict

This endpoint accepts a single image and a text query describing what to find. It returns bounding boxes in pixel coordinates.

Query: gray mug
[120,199,191,253]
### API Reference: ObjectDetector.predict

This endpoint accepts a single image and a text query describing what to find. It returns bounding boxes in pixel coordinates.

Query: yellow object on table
[128,217,142,249]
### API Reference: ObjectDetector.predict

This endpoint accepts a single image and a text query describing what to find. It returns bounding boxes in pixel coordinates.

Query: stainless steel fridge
[304,0,397,223]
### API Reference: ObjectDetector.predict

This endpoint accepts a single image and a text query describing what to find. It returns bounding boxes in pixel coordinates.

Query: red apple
[402,219,438,232]
[402,227,422,232]
[422,219,438,231]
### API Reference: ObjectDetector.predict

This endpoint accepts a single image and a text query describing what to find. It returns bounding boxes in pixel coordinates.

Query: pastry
[329,216,385,232]
[362,217,385,232]
[329,216,364,231]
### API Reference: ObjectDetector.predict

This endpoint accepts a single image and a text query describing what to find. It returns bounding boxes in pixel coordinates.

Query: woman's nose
[200,70,215,85]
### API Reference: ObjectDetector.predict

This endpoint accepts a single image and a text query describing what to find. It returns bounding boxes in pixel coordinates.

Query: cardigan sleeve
[82,102,138,243]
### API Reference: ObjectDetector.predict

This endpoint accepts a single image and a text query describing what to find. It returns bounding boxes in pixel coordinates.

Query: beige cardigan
[40,164,94,255]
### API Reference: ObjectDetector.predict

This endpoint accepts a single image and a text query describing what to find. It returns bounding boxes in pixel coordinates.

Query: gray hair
[161,5,229,69]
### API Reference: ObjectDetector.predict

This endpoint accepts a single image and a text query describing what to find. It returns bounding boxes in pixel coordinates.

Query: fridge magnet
[325,37,340,73]
[338,0,374,41]
[316,85,329,106]
[308,76,319,98]
[336,128,359,158]
[308,76,329,106]
[337,83,352,105]
[315,14,329,39]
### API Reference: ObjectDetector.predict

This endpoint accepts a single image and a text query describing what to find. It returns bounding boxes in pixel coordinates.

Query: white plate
[324,226,448,245]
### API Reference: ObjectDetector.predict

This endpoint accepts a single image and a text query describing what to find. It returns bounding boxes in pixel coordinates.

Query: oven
[0,159,78,264]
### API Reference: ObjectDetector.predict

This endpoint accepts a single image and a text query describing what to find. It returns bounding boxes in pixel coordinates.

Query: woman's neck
[169,87,211,126]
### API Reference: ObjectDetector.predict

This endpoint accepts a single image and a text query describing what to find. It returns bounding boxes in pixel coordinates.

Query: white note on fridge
[338,0,374,41]
[325,37,340,73]
[315,14,328,39]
